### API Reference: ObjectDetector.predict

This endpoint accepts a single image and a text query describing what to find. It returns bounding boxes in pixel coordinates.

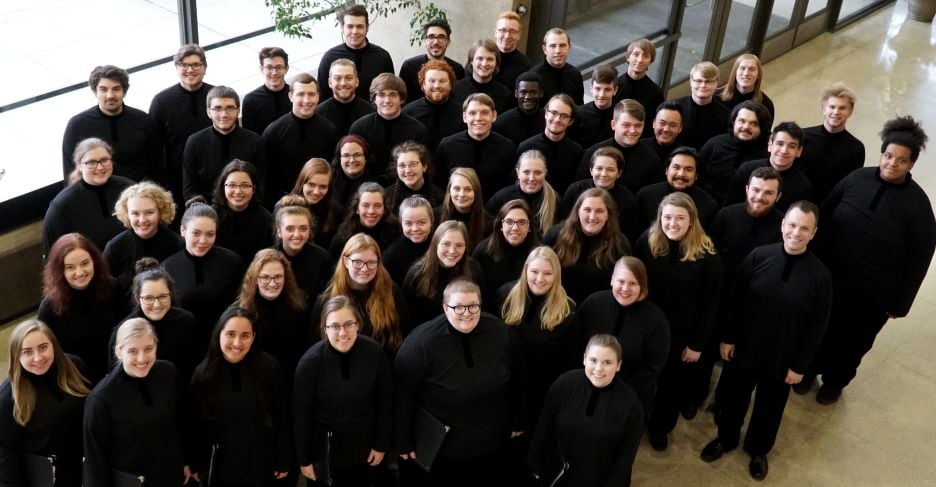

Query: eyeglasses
[546,109,572,121]
[140,294,171,305]
[177,62,205,71]
[224,182,254,191]
[502,218,529,228]
[347,258,379,270]
[396,161,421,170]
[325,320,358,332]
[209,106,239,114]
[690,78,717,85]
[262,64,287,73]
[341,152,365,159]
[81,157,113,168]
[445,303,481,315]
[496,28,521,36]
[426,34,449,41]
[258,274,285,284]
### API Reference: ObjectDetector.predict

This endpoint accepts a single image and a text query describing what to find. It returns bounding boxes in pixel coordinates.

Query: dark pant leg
[428,452,497,487]
[648,359,681,434]
[715,363,756,448]
[816,298,889,390]
[743,377,791,456]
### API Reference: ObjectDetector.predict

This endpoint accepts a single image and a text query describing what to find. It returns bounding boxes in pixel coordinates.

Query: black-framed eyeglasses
[546,109,572,121]
[140,294,171,305]
[325,320,358,332]
[346,258,379,270]
[209,106,238,114]
[445,304,481,315]
[177,62,205,70]
[224,182,254,191]
[258,274,285,284]
[426,34,449,41]
[81,157,113,168]
[262,64,287,73]
[502,218,529,228]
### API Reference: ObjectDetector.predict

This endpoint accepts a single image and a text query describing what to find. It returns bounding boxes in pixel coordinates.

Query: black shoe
[700,438,735,462]
[816,384,842,405]
[680,401,698,420]
[650,431,668,451]
[792,375,815,395]
[749,455,769,480]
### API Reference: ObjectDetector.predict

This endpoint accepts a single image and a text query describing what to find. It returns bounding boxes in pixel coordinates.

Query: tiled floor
[2,2,935,485]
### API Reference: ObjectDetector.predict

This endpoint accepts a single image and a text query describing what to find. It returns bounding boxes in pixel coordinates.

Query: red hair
[42,233,112,316]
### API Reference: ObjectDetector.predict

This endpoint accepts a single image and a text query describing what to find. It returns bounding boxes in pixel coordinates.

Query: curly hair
[115,181,176,228]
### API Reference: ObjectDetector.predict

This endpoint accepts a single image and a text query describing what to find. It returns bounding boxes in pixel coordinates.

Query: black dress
[103,225,184,300]
[544,226,627,306]
[472,237,532,296]
[402,259,485,327]
[382,238,430,285]
[251,295,314,376]
[42,177,135,257]
[112,307,198,384]
[213,203,275,264]
[280,242,331,307]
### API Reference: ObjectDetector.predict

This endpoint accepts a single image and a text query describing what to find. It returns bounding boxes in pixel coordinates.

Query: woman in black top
[103,181,183,300]
[529,334,643,487]
[0,320,90,487]
[272,196,332,304]
[38,233,121,383]
[330,135,376,206]
[435,167,493,249]
[383,196,434,284]
[294,296,393,487]
[474,199,540,295]
[83,318,190,487]
[385,141,444,214]
[290,158,341,247]
[190,307,291,486]
[330,183,401,259]
[485,150,560,237]
[212,159,275,263]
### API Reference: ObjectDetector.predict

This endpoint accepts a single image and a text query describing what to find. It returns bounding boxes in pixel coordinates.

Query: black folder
[412,405,450,472]
[111,469,145,486]
[539,434,569,487]
[312,430,334,486]
[206,443,219,487]
[23,454,54,487]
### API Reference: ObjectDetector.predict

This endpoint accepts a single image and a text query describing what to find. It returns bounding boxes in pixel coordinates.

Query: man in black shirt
[570,64,617,149]
[349,73,428,172]
[636,146,719,229]
[530,28,584,105]
[452,39,513,114]
[316,59,376,136]
[640,101,684,163]
[401,60,465,150]
[725,122,811,211]
[699,100,772,203]
[493,11,534,91]
[242,47,292,135]
[615,38,665,138]
[493,72,545,146]
[316,4,394,101]
[518,94,582,193]
[674,62,730,150]
[399,18,466,103]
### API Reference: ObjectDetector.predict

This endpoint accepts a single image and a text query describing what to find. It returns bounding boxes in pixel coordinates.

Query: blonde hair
[114,181,176,227]
[517,150,558,235]
[114,318,158,360]
[647,192,716,262]
[501,246,572,331]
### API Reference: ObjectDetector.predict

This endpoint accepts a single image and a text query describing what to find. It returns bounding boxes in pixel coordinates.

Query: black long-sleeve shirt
[349,113,429,172]
[294,336,393,469]
[280,243,331,306]
[543,226,628,305]
[709,203,783,279]
[493,107,546,147]
[569,102,614,149]
[635,183,720,229]
[149,83,214,199]
[401,96,465,150]
[639,135,682,164]
[517,133,582,193]
[261,113,339,202]
[182,126,266,201]
[495,50,534,91]
[398,54,466,103]
[249,295,313,376]
[213,203,275,264]
[42,177,135,257]
[317,41,394,101]
[726,159,812,210]
[714,88,775,120]
[797,125,866,203]
[473,238,534,294]
[116,307,198,384]
[242,84,291,136]
[698,133,769,203]
[383,238,430,285]
[451,77,513,114]
[529,62,585,106]
[578,138,664,194]
[62,105,163,183]
[672,96,730,150]
[433,130,517,194]
[402,259,486,327]
[614,73,664,138]
[103,225,184,300]
[316,96,375,136]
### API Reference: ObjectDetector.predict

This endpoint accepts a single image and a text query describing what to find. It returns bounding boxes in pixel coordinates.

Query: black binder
[539,434,569,487]
[412,405,450,472]
[23,453,54,487]
[206,443,219,487]
[312,430,333,486]
[111,469,145,486]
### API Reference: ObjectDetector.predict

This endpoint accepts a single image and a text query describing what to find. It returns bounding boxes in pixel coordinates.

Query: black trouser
[399,451,500,487]
[809,295,889,390]
[306,463,391,487]
[715,364,790,456]
[648,356,703,434]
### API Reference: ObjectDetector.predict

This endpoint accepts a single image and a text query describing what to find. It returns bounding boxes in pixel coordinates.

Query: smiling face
[182,216,216,257]
[117,334,157,378]
[471,47,498,83]
[689,74,717,104]
[444,291,482,333]
[20,330,55,376]
[128,196,160,239]
[220,316,254,364]
[78,147,113,186]
[339,142,367,178]
[463,100,496,139]
[733,108,762,142]
[342,14,368,49]
[627,47,652,79]
[781,207,817,255]
[261,55,288,91]
[590,155,621,190]
[436,229,467,268]
[495,17,522,53]
[768,131,803,171]
[375,90,402,119]
[257,261,285,301]
[95,77,125,116]
[584,344,621,388]
[745,176,781,217]
[277,214,311,256]
[501,208,531,246]
[660,204,690,241]
[517,156,546,194]
[290,80,319,119]
[612,112,643,147]
[401,206,432,244]
[176,54,206,92]
[526,257,555,296]
[666,154,698,190]
[423,68,452,103]
[344,248,379,288]
[223,171,254,211]
[822,96,854,133]
[138,279,172,322]
[878,143,915,184]
[325,307,359,353]
[207,96,239,134]
[302,173,330,205]
[357,192,385,228]
[545,99,574,138]
[735,59,759,94]
[653,109,683,145]
[542,32,570,68]
[591,81,617,110]
[449,175,476,211]
[611,266,641,307]
[396,150,426,189]
[63,248,94,290]
[516,81,542,114]
[329,64,359,102]
[578,196,609,236]
[425,26,450,59]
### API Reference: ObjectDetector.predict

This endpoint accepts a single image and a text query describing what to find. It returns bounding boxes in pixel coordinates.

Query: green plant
[265,0,449,46]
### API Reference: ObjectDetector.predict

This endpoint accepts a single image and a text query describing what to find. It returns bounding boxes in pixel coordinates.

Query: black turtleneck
[578,138,664,194]
[401,96,465,149]
[698,133,770,203]
[570,102,614,149]
[529,61,585,105]
[473,236,535,294]
[494,107,546,147]
[348,113,429,171]
[212,203,275,263]
[249,296,313,376]
[317,40,394,101]
[42,176,135,257]
[386,179,444,216]
[62,105,163,183]
[495,50,534,92]
[383,237,431,285]
[544,225,627,305]
[798,124,866,203]
[114,307,198,383]
[182,125,266,201]
[673,96,731,150]
[280,242,331,307]
[434,130,517,194]
[317,96,376,136]
[149,83,215,201]
[715,87,775,120]
[518,133,583,194]
[615,72,665,138]
[242,83,291,135]
[639,135,682,163]
[451,77,513,114]
[261,112,339,202]
[399,54,466,103]
[103,225,184,299]
[402,258,485,327]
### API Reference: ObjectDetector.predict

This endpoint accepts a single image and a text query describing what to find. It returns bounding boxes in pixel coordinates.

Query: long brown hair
[411,221,473,299]
[648,192,716,262]
[485,199,540,261]
[42,233,112,316]
[8,320,90,425]
[719,54,764,103]
[439,167,488,247]
[290,158,338,236]
[501,246,572,330]
[553,188,629,268]
[237,249,307,312]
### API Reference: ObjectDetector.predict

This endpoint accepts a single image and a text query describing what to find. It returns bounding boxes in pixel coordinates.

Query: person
[636,146,720,229]
[330,183,401,258]
[634,192,722,451]
[569,64,617,148]
[316,59,376,135]
[562,146,640,242]
[161,202,243,354]
[182,85,267,202]
[614,38,664,138]
[0,320,90,487]
[83,319,190,487]
[189,307,291,486]
[493,72,546,146]
[673,62,730,150]
[530,28,584,105]
[803,116,936,404]
[434,93,517,193]
[403,221,485,326]
[716,53,775,119]
[701,202,832,481]
[272,196,332,304]
[242,47,293,135]
[517,94,582,193]
[348,73,429,170]
[211,159,275,263]
[545,188,629,305]
[317,4,394,101]
[640,101,684,163]
[528,334,643,487]
[103,181,183,299]
[385,141,444,213]
[43,138,134,257]
[393,279,520,487]
[474,199,541,294]
[116,258,197,383]
[294,296,393,486]
[62,65,162,183]
[262,73,340,203]
[724,122,812,210]
[383,196,435,283]
[399,18,466,103]
[319,233,409,352]
[290,158,342,247]
[38,233,120,383]
[330,135,376,206]
[149,44,214,212]
[576,256,670,417]
[577,99,664,194]
[698,100,772,203]
[400,60,465,149]
[235,249,310,376]
[451,39,513,113]
[493,11,534,90]
[797,83,866,203]
[435,167,494,249]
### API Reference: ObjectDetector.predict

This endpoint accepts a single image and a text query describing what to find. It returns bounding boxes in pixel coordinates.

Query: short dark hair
[206,85,240,107]
[423,18,452,37]
[290,72,318,91]
[174,44,206,65]
[592,64,618,85]
[656,100,683,118]
[786,200,819,224]
[515,71,543,90]
[770,121,805,145]
[667,146,699,166]
[338,4,368,25]
[880,115,928,162]
[89,65,129,92]
[259,47,289,65]
[213,159,263,208]
[749,166,784,191]
[730,100,772,135]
